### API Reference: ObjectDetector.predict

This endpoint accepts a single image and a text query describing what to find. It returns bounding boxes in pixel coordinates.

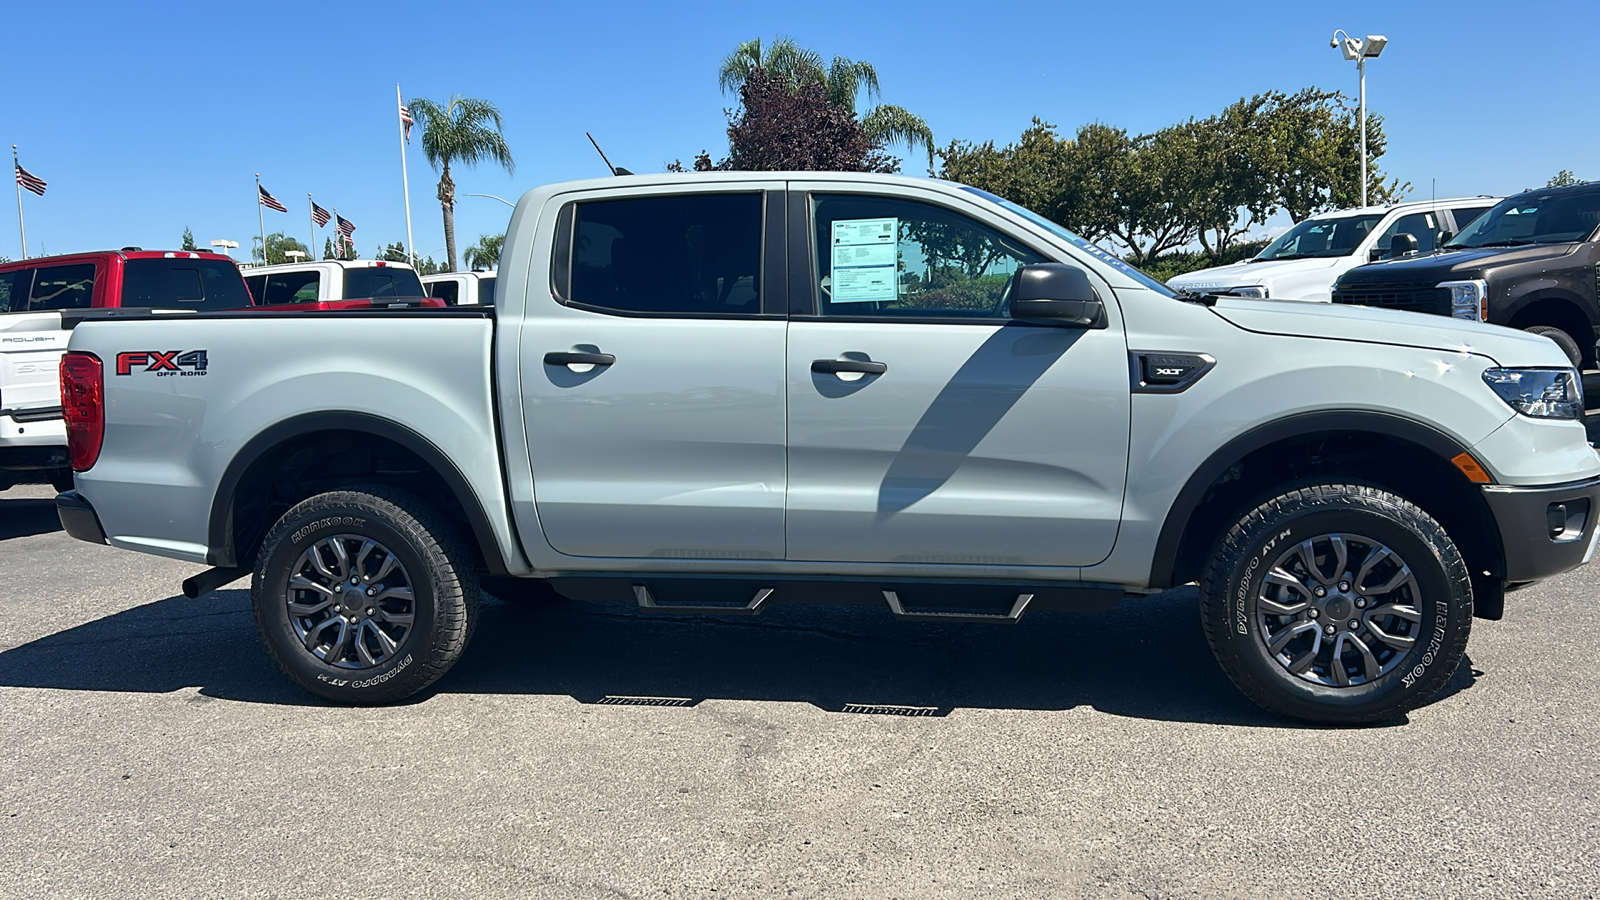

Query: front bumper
[1483,475,1600,582]
[55,489,108,546]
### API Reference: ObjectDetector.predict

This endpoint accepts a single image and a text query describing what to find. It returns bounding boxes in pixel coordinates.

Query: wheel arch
[1504,291,1596,364]
[206,411,512,575]
[1149,411,1507,617]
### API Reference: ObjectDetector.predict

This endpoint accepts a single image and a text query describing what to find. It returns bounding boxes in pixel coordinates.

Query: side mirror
[1010,263,1103,327]
[1387,233,1419,258]
[1437,230,1455,246]
[1369,247,1385,261]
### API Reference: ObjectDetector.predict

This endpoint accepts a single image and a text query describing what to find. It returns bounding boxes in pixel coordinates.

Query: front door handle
[811,358,887,376]
[545,351,616,367]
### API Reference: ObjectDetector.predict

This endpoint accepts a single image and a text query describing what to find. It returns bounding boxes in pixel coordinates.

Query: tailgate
[0,312,68,417]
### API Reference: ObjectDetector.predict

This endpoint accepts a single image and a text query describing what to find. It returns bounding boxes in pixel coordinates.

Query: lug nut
[1338,581,1350,592]
[1308,609,1320,619]
[1324,624,1336,635]
[1349,620,1361,630]
[367,588,376,596]
[1355,598,1366,609]
[350,577,359,585]
[366,608,375,616]
[1314,586,1327,597]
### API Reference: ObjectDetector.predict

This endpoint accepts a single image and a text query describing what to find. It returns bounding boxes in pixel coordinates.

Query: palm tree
[406,95,514,273]
[463,233,505,271]
[718,37,934,168]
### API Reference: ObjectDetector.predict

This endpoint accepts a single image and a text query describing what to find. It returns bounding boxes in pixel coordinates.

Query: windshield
[1446,189,1600,248]
[959,186,1175,297]
[1255,214,1384,260]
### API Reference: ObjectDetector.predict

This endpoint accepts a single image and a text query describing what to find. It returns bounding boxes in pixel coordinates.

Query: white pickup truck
[54,172,1600,724]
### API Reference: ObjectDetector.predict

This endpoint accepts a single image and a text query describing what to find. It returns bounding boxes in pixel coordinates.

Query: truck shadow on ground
[0,494,63,541]
[0,585,1479,727]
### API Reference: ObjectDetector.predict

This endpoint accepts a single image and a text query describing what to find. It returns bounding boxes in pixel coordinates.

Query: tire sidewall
[255,499,438,698]
[1217,498,1464,719]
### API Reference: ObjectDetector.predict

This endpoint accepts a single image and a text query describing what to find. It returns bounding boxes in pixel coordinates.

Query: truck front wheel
[1199,483,1472,724]
[252,487,479,704]
[1523,325,1583,368]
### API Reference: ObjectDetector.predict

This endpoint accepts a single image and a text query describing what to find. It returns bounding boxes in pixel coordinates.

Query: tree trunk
[438,163,457,273]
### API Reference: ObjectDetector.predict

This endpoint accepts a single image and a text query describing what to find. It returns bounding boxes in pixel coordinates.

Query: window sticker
[830,217,898,303]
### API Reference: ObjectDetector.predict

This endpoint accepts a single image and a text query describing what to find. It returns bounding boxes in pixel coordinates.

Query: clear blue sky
[2,0,1593,264]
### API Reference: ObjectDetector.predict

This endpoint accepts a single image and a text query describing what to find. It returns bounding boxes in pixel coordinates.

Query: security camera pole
[1330,31,1388,208]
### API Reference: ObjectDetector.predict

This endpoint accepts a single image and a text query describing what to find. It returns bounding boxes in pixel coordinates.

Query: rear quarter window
[120,259,253,310]
[28,263,96,311]
[0,268,33,313]
[428,280,461,305]
[478,276,496,306]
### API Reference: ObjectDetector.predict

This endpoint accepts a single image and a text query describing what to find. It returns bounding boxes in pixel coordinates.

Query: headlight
[1439,279,1488,321]
[1482,367,1584,419]
[1224,285,1269,299]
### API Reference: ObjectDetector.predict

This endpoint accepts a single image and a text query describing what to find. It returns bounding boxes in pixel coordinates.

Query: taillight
[60,352,104,472]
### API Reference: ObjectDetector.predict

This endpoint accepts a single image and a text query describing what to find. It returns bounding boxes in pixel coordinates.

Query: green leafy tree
[378,242,445,274]
[322,236,358,260]
[1548,170,1583,187]
[718,36,933,167]
[180,228,196,251]
[251,232,311,265]
[463,233,504,271]
[719,68,897,173]
[406,95,515,273]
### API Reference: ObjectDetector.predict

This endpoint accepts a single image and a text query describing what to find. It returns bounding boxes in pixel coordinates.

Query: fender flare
[206,410,512,574]
[1146,410,1483,589]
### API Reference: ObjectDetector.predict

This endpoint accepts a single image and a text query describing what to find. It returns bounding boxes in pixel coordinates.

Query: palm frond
[407,94,515,175]
[826,56,880,115]
[863,104,935,168]
[719,37,765,95]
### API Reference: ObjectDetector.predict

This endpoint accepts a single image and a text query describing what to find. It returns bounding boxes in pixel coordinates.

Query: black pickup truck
[1332,181,1600,367]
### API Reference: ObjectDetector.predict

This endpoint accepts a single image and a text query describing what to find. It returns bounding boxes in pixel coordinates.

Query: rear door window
[261,270,322,305]
[120,259,253,310]
[343,267,424,300]
[428,280,460,304]
[1450,206,1490,233]
[478,276,496,306]
[1374,211,1439,256]
[28,263,96,311]
[0,268,34,313]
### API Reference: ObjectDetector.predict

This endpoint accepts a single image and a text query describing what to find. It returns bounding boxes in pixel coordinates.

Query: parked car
[1,249,251,491]
[1332,181,1600,368]
[242,260,444,310]
[55,172,1599,724]
[422,271,496,306]
[1168,197,1497,303]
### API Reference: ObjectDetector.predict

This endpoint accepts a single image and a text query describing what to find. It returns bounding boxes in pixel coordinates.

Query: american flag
[258,184,288,213]
[15,163,46,197]
[399,100,414,144]
[335,214,356,244]
[311,201,331,227]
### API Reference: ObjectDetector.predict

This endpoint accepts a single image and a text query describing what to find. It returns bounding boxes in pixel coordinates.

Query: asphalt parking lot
[2,482,1597,899]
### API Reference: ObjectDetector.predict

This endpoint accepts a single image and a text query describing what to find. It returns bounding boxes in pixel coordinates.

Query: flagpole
[13,145,26,259]
[308,194,317,260]
[255,174,268,267]
[397,84,416,267]
[333,207,342,259]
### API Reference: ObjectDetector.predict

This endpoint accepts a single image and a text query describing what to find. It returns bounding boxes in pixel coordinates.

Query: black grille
[1331,284,1451,316]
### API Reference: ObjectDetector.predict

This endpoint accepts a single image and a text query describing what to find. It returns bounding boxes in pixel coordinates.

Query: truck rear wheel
[252,487,479,704]
[1199,483,1472,724]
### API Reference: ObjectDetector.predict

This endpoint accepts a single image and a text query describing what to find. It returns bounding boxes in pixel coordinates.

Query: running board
[883,590,1034,624]
[633,583,775,616]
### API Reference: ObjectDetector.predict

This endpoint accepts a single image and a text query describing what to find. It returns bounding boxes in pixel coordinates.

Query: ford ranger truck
[0,249,252,491]
[52,173,1600,724]
[1333,181,1600,368]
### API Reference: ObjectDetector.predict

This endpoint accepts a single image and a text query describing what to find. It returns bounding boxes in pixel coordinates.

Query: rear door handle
[811,358,887,375]
[544,351,616,367]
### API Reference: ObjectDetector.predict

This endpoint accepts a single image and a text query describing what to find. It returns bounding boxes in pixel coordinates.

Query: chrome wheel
[1256,533,1423,687]
[285,534,415,669]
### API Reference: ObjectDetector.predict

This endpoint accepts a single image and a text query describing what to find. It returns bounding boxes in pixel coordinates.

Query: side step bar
[633,583,775,616]
[883,590,1033,624]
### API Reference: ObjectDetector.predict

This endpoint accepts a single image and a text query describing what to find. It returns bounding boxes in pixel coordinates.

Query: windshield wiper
[1461,239,1538,248]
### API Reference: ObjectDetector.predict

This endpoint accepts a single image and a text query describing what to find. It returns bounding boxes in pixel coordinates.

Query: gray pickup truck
[54,172,1600,723]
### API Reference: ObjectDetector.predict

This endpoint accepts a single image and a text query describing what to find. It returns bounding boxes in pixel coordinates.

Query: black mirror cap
[1389,233,1420,257]
[1011,263,1104,327]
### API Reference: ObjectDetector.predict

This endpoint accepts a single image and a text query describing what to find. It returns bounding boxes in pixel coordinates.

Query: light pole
[209,239,239,259]
[463,193,514,208]
[284,250,306,263]
[1330,30,1388,208]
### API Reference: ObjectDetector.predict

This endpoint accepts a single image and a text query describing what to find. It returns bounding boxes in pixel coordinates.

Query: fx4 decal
[116,350,209,376]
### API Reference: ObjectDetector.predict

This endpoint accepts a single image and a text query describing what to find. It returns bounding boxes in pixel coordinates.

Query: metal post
[256,174,268,266]
[308,194,317,259]
[333,207,341,259]
[397,84,416,268]
[13,145,26,259]
[1358,56,1367,208]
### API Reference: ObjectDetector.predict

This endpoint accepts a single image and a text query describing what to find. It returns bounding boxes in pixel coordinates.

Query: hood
[1338,242,1581,286]
[1166,256,1341,290]
[1209,296,1572,367]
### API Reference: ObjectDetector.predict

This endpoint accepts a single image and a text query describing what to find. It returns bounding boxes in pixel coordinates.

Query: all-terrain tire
[1199,483,1472,725]
[252,487,479,704]
[1524,325,1584,368]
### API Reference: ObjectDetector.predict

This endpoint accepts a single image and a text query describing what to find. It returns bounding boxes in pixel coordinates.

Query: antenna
[586,132,630,176]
